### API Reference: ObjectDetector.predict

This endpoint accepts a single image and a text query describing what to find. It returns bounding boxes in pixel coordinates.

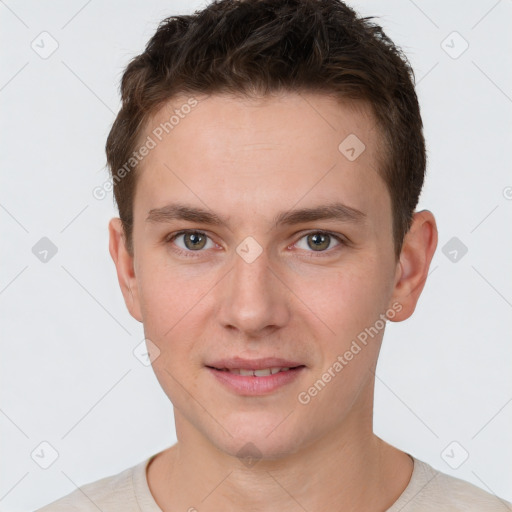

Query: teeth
[254,368,271,377]
[225,367,292,376]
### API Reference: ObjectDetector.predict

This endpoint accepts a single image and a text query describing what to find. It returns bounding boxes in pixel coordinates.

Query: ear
[389,210,438,322]
[108,218,143,323]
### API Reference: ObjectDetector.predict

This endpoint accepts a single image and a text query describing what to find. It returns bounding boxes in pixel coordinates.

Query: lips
[206,357,305,371]
[217,367,293,376]
[206,357,306,395]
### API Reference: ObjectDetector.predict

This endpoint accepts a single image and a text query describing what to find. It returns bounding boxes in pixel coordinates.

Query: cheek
[135,256,219,390]
[292,268,388,418]
[300,259,391,341]
[136,250,212,333]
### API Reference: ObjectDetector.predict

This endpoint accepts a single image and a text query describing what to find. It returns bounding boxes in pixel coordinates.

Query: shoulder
[389,456,512,511]
[34,458,153,512]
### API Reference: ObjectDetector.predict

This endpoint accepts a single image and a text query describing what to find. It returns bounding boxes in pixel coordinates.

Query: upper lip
[207,357,305,370]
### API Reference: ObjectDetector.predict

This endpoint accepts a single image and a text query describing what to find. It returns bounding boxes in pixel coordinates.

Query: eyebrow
[146,202,366,228]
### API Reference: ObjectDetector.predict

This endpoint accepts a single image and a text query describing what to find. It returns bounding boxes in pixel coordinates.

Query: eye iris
[308,233,330,251]
[184,232,207,250]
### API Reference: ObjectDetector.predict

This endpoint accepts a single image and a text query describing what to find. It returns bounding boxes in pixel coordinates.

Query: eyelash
[165,229,346,259]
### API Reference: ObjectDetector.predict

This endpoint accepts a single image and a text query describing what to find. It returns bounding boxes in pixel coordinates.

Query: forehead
[133,92,389,227]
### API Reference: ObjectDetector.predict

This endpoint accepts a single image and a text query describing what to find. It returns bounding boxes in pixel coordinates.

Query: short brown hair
[106,0,426,258]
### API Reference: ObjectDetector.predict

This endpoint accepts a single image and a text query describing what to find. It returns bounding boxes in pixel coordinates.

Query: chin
[219,436,302,463]
[207,413,314,463]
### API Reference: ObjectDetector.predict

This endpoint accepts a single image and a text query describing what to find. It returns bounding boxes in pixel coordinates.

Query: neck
[147,386,413,511]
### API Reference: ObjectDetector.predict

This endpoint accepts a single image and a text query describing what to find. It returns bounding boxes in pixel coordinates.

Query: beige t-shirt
[35,453,510,511]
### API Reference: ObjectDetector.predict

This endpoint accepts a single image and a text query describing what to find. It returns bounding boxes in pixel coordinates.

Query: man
[36,0,511,510]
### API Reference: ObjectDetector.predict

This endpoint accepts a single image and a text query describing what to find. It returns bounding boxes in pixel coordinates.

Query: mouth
[207,366,304,376]
[205,358,306,395]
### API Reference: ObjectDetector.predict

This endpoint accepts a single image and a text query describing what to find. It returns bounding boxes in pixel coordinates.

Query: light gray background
[1,1,511,510]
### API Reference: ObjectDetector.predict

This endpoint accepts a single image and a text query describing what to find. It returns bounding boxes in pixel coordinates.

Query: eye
[294,231,343,254]
[167,230,216,254]
[165,229,345,258]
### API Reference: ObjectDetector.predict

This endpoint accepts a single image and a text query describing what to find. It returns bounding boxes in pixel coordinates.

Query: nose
[217,246,291,339]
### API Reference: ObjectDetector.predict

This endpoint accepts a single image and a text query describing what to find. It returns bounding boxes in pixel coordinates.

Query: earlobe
[389,210,438,322]
[108,218,143,323]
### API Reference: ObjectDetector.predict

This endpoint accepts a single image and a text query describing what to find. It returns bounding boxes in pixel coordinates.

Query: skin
[109,92,438,511]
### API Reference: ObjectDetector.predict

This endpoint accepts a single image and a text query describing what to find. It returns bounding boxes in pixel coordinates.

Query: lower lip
[207,366,305,395]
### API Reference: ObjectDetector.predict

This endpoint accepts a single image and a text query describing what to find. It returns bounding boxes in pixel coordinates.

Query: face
[110,92,421,460]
